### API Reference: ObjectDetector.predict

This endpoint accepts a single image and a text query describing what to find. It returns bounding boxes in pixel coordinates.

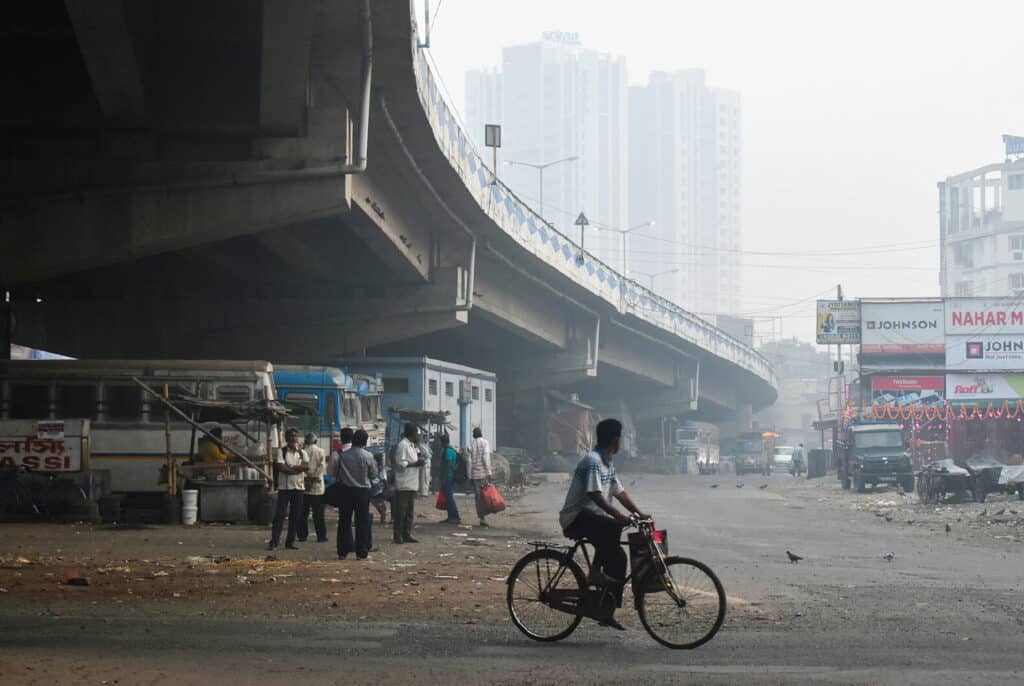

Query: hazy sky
[414,0,1023,343]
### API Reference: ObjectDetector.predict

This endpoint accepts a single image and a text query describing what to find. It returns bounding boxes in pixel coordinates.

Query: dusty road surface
[2,474,1024,685]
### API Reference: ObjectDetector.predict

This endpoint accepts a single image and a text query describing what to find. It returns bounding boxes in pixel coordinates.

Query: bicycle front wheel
[637,556,726,649]
[507,549,585,642]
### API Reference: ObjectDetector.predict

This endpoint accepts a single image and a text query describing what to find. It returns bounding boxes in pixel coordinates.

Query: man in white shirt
[468,427,493,527]
[392,423,422,544]
[297,433,328,543]
[269,429,309,551]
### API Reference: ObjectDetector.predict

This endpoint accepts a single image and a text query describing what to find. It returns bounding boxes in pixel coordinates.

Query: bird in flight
[883,552,895,563]
[945,523,951,534]
[710,484,719,489]
[736,483,745,489]
[759,484,768,490]
[786,550,803,564]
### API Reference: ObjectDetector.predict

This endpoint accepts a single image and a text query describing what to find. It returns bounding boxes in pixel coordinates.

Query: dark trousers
[297,493,327,542]
[443,479,460,522]
[270,489,304,547]
[392,489,416,542]
[472,479,488,520]
[337,485,372,558]
[564,511,626,598]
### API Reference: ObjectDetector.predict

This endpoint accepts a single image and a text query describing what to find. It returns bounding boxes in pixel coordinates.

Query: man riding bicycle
[559,418,650,630]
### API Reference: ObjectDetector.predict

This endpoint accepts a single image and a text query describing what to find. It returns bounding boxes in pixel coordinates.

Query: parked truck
[836,422,914,493]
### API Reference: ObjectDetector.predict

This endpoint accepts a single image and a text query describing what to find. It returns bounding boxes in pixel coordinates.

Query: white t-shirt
[559,450,624,531]
[276,447,309,491]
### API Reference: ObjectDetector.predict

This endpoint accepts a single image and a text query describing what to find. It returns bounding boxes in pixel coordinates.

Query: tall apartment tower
[464,68,503,152]
[492,33,628,262]
[628,70,741,316]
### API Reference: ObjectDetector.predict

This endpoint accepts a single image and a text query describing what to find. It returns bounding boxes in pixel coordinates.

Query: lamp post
[505,155,579,224]
[635,267,680,291]
[593,219,656,278]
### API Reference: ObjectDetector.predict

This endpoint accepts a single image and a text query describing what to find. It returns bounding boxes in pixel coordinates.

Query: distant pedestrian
[370,451,389,525]
[335,429,378,560]
[439,433,460,524]
[269,429,309,551]
[468,427,493,528]
[392,423,423,544]
[792,443,806,478]
[297,433,328,543]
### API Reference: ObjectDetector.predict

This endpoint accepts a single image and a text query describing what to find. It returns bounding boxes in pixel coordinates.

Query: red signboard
[871,376,944,392]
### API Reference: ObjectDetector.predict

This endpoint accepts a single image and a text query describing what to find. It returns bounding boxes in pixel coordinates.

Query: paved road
[3,473,1023,685]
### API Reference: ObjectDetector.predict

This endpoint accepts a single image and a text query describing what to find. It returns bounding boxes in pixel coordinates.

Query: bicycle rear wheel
[637,556,726,649]
[507,549,585,642]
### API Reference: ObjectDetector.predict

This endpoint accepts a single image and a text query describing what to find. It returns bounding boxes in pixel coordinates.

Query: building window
[953,243,974,268]
[1011,235,1024,259]
[1009,174,1024,191]
[382,377,409,394]
[1011,273,1024,292]
[428,379,438,396]
[954,281,973,297]
[472,385,480,400]
[57,385,98,420]
[10,384,50,419]
[485,388,493,402]
[216,385,251,402]
[445,382,454,397]
[105,385,142,421]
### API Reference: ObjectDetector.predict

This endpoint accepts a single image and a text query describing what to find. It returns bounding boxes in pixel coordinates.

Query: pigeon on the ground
[979,509,988,517]
[883,552,895,563]
[786,550,803,564]
[1010,509,1018,515]
[736,483,745,489]
[995,508,1006,516]
[710,484,719,489]
[759,484,768,490]
[945,523,951,534]
[884,514,893,522]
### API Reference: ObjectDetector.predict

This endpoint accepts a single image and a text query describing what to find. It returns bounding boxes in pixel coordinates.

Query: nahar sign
[860,301,944,354]
[945,298,1024,336]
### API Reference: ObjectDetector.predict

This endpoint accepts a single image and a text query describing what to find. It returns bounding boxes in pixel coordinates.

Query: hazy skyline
[414,0,1023,343]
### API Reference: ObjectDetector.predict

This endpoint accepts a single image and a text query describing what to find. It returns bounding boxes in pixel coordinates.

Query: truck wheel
[900,477,915,494]
[854,472,866,493]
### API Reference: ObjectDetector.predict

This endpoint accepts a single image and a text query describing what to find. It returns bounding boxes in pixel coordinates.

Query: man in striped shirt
[468,427,493,527]
[559,418,649,630]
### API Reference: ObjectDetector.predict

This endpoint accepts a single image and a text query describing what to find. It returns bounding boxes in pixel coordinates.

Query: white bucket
[182,489,199,508]
[182,506,198,526]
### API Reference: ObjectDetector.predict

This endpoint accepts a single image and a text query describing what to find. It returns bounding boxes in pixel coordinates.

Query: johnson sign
[860,301,944,354]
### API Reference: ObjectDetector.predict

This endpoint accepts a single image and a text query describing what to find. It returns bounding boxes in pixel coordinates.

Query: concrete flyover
[0,0,775,454]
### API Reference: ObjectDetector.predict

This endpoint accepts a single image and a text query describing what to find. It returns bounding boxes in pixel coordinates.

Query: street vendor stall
[135,378,290,523]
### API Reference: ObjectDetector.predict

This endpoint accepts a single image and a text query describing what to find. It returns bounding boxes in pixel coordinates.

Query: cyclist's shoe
[598,616,627,631]
[589,567,622,589]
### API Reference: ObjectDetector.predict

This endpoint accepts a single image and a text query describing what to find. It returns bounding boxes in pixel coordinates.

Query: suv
[837,423,914,493]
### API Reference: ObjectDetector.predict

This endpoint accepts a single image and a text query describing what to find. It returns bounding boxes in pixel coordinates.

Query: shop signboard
[946,373,1024,402]
[870,375,944,407]
[860,301,944,354]
[816,300,860,344]
[945,298,1024,336]
[946,335,1024,371]
[0,419,86,472]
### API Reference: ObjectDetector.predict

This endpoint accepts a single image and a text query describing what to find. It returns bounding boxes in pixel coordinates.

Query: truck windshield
[855,431,903,449]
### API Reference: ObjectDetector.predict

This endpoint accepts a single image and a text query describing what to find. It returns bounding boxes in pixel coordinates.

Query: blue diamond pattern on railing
[562,245,572,261]
[527,218,538,235]
[538,228,548,243]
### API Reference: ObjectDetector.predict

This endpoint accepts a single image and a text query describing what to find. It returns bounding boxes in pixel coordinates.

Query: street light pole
[593,219,656,278]
[505,156,579,225]
[635,268,680,290]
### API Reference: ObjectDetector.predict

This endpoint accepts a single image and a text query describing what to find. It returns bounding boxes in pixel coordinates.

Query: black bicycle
[506,517,726,649]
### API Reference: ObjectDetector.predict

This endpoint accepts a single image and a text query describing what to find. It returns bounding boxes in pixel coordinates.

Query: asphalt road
[3,473,1024,685]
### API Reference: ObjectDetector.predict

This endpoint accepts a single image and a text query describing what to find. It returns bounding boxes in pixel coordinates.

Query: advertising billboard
[816,300,860,344]
[946,335,1024,371]
[946,373,1024,402]
[945,298,1024,336]
[860,301,944,354]
[870,375,944,407]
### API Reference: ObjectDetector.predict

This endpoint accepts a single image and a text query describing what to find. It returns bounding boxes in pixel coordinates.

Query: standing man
[439,433,460,524]
[392,423,422,544]
[791,443,806,477]
[468,427,493,528]
[336,429,378,560]
[559,418,650,630]
[297,433,328,543]
[269,429,309,551]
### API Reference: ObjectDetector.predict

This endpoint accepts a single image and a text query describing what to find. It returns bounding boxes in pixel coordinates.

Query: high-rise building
[464,33,628,261]
[628,70,741,316]
[938,138,1024,297]
[464,68,503,153]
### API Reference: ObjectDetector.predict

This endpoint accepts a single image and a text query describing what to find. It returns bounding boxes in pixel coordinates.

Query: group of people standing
[267,424,495,559]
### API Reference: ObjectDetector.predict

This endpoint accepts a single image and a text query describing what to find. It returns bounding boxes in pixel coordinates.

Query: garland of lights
[844,400,1024,423]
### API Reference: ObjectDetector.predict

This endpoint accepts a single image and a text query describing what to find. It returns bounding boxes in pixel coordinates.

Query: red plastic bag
[480,483,506,515]
[435,490,447,510]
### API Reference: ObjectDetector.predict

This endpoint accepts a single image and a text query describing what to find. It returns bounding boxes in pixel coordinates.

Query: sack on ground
[435,490,447,510]
[480,483,505,515]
